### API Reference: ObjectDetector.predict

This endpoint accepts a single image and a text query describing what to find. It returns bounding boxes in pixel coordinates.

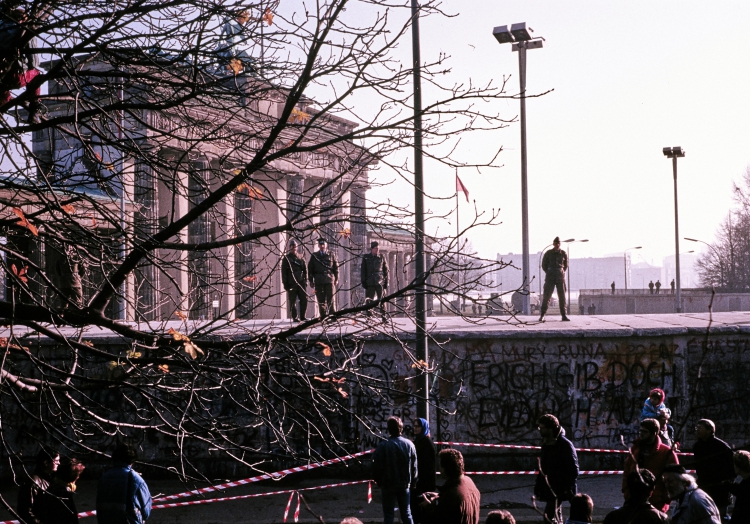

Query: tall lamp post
[492,22,543,315]
[685,237,723,289]
[664,147,685,312]
[411,0,428,420]
[563,239,588,314]
[623,246,642,290]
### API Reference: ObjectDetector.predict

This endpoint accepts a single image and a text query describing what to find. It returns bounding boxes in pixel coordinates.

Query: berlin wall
[2,316,750,480]
[356,322,750,456]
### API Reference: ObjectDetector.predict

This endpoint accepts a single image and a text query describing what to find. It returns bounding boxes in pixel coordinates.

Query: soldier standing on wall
[611,281,616,294]
[539,237,569,322]
[308,238,339,319]
[655,280,662,294]
[649,280,655,294]
[281,239,308,322]
[361,241,389,318]
[671,279,676,294]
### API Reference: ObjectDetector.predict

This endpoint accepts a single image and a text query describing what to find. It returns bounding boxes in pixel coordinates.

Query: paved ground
[0,475,628,523]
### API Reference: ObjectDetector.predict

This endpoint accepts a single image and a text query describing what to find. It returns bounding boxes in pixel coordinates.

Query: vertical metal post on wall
[518,41,531,316]
[411,0,428,421]
[672,156,682,313]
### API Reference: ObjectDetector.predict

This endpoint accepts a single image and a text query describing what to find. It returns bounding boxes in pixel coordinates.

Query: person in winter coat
[17,447,59,524]
[640,388,670,422]
[622,418,678,512]
[729,450,750,523]
[421,449,480,524]
[308,238,339,318]
[411,418,436,524]
[44,458,86,524]
[692,419,736,520]
[96,443,152,524]
[662,464,721,524]
[603,470,669,524]
[372,416,418,524]
[534,414,579,524]
[281,239,308,321]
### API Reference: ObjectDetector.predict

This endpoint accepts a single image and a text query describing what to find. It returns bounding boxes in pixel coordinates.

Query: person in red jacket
[622,418,679,512]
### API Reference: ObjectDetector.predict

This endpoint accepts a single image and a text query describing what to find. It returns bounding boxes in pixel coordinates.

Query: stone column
[234,190,254,319]
[134,160,159,321]
[187,158,211,319]
[350,185,366,307]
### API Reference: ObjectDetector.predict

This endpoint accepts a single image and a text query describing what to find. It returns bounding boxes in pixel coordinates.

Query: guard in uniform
[308,238,339,318]
[361,241,389,317]
[281,239,308,321]
[540,236,569,322]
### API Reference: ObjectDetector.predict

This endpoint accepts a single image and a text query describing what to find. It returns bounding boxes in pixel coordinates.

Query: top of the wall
[7,312,750,345]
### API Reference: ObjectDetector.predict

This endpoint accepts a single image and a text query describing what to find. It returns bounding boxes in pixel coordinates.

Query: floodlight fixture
[511,22,533,42]
[663,146,685,158]
[492,25,514,44]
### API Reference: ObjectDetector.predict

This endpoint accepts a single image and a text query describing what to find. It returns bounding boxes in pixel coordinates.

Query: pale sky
[364,1,750,266]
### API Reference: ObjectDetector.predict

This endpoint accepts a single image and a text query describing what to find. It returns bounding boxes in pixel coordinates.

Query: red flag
[456,174,469,203]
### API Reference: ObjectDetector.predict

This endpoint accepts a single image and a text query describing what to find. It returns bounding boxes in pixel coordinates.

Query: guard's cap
[370,241,379,248]
[662,464,687,475]
[288,239,297,246]
[317,238,327,245]
[553,236,561,243]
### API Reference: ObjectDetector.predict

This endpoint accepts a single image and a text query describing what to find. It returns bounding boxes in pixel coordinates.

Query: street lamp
[623,246,642,290]
[664,146,685,312]
[493,22,544,315]
[685,237,723,288]
[563,239,588,314]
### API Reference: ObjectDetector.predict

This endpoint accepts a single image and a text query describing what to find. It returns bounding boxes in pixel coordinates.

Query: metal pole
[567,243,571,315]
[518,42,531,316]
[411,0,428,421]
[673,157,682,312]
[623,252,627,290]
[456,191,459,316]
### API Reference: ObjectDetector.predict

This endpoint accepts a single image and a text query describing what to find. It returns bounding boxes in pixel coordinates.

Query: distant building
[662,253,699,288]
[631,262,662,290]
[496,253,634,294]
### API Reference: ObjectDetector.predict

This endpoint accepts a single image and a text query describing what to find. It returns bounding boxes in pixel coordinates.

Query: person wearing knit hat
[539,236,569,322]
[410,418,436,523]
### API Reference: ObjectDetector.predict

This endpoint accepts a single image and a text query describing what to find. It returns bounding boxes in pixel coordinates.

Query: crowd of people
[16,443,151,524]
[367,388,749,524]
[14,388,749,524]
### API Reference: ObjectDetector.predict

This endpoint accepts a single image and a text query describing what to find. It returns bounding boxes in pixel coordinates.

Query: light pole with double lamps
[492,22,544,315]
[664,146,685,312]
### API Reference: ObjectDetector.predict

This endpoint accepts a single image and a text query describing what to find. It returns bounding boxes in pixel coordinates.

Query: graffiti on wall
[356,335,750,449]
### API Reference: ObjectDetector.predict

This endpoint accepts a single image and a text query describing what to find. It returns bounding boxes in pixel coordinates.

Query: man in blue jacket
[96,443,152,524]
[372,416,418,524]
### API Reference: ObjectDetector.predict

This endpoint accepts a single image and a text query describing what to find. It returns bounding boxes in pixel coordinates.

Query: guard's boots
[561,307,570,321]
[539,306,547,322]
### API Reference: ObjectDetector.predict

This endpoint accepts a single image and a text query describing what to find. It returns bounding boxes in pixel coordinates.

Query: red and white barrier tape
[149,480,371,510]
[283,491,296,522]
[368,481,372,503]
[157,449,374,502]
[436,441,693,456]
